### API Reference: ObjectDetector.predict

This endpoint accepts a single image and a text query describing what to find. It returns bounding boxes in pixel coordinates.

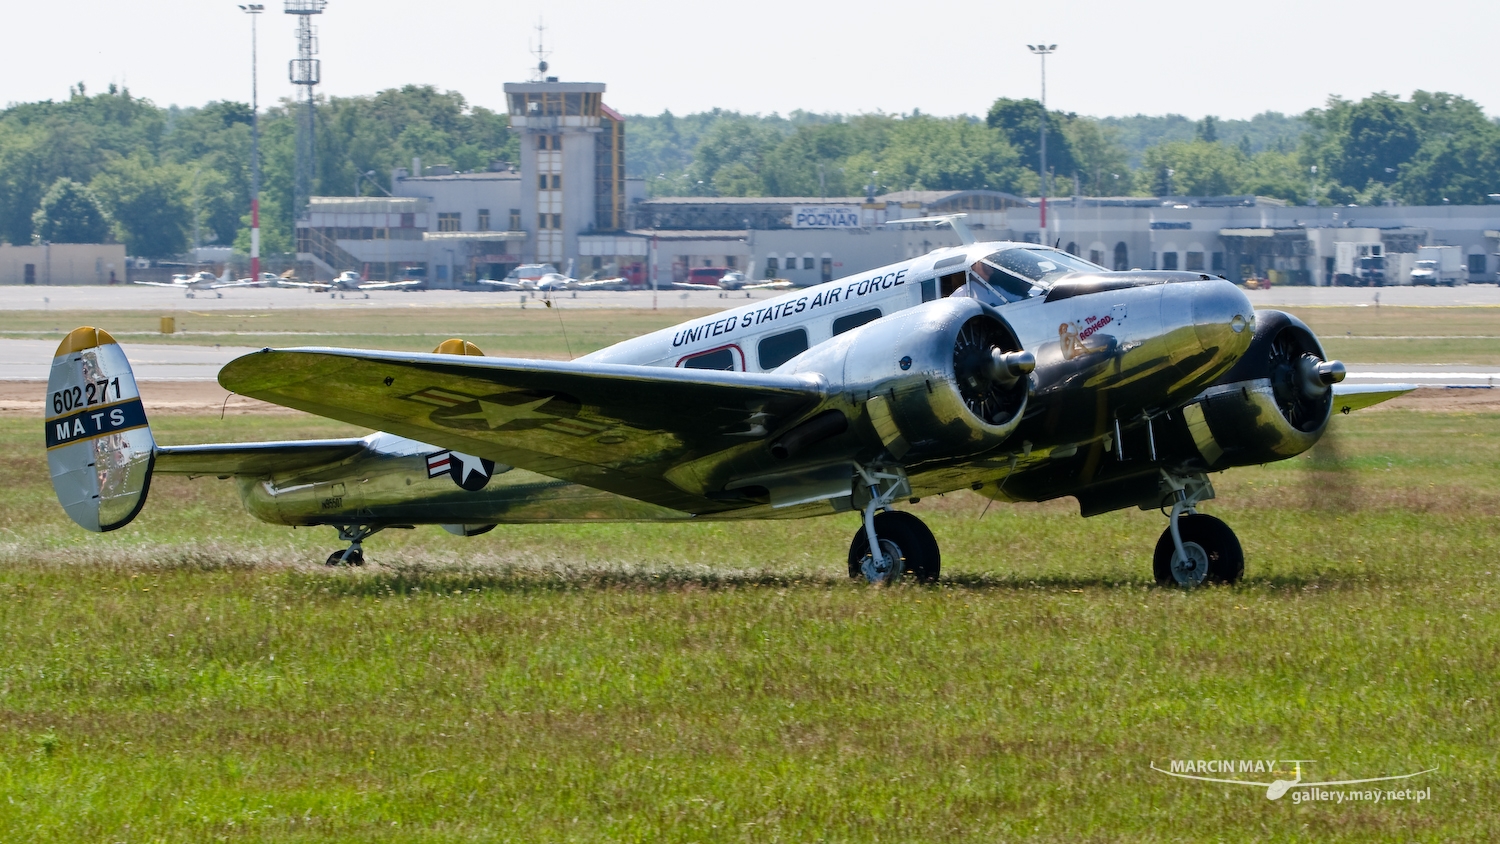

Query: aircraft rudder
[45,327,157,532]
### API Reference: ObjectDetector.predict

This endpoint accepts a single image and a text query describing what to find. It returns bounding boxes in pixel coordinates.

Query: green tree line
[628,91,1500,207]
[0,83,516,257]
[2,85,1495,258]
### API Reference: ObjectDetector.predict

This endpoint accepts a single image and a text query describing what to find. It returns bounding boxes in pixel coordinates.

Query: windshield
[988,247,1102,285]
[960,247,1105,304]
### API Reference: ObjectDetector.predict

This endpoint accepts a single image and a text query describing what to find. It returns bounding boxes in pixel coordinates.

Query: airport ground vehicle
[46,224,1410,586]
[1411,245,1465,286]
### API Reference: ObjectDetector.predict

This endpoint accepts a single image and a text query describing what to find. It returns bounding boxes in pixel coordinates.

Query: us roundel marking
[427,450,495,491]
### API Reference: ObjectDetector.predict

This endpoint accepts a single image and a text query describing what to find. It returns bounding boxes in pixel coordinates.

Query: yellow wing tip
[433,338,486,356]
[55,327,118,356]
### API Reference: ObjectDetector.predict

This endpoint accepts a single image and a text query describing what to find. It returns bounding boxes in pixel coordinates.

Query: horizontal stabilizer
[155,439,368,476]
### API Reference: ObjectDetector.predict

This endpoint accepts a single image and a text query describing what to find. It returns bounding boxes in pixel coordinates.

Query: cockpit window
[988,247,1103,285]
[955,247,1105,305]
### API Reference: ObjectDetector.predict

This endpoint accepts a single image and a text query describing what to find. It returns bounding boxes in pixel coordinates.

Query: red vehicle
[685,267,729,287]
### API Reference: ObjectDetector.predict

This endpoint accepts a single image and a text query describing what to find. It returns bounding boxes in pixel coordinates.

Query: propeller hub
[1297,354,1345,397]
[988,348,1036,388]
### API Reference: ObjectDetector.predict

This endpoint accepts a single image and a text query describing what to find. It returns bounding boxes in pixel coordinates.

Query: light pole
[240,4,264,281]
[1027,43,1057,243]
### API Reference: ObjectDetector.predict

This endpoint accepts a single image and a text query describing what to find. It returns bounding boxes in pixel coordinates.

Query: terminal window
[437,213,462,232]
[803,256,815,270]
[1185,251,1204,271]
[765,257,779,277]
[477,209,490,232]
[509,209,521,230]
[538,175,560,189]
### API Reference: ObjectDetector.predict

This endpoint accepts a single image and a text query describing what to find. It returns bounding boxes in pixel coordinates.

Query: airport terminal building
[295,76,1500,289]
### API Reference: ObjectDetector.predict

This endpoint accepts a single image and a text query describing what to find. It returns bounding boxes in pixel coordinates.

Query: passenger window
[758,329,809,370]
[832,308,882,336]
[920,279,937,302]
[680,347,737,371]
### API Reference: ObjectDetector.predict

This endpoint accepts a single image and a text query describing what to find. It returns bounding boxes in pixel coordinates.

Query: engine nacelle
[1191,310,1345,469]
[782,298,1031,462]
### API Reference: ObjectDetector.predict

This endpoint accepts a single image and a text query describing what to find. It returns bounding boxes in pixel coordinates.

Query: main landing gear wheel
[325,549,365,567]
[848,510,940,584]
[325,524,385,567]
[1153,514,1243,587]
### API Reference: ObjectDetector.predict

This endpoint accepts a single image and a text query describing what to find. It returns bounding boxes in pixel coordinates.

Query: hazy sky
[9,0,1499,120]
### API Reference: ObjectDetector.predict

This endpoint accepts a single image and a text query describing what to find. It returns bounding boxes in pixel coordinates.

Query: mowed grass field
[0,304,1497,841]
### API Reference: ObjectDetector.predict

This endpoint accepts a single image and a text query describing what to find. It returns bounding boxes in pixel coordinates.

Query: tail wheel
[1153,514,1243,586]
[848,510,941,584]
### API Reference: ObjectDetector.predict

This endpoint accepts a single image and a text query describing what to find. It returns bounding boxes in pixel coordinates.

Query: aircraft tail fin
[45,328,156,532]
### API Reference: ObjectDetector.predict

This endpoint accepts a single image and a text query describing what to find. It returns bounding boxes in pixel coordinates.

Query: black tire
[847,510,941,584]
[325,549,364,567]
[1153,514,1243,586]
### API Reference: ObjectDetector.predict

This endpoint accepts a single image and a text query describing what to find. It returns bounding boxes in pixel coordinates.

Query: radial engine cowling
[782,297,1032,462]
[1192,309,1346,468]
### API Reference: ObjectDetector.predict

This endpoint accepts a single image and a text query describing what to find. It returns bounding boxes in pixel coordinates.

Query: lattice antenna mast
[286,0,327,219]
[529,20,551,81]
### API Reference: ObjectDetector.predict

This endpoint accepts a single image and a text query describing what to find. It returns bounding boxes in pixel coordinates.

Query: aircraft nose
[1190,278,1255,360]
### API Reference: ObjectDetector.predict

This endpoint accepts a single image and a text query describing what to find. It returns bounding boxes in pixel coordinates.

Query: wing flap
[218,348,826,511]
[155,438,367,476]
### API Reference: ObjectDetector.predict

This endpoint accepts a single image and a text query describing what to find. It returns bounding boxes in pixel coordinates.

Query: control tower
[504,77,625,267]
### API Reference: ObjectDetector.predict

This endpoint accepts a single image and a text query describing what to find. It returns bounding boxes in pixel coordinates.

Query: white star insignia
[450,451,488,483]
[449,395,555,429]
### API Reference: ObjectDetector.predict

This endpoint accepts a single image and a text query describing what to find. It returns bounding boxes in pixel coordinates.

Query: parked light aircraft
[479,263,560,291]
[132,269,259,298]
[278,270,423,296]
[235,272,286,288]
[46,219,1414,584]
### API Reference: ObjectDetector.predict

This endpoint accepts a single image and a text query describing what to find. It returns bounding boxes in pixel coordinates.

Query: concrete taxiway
[1,340,257,381]
[4,282,1499,313]
[0,285,771,312]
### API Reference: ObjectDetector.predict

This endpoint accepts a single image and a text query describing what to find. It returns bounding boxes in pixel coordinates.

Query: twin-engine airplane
[46,223,1413,585]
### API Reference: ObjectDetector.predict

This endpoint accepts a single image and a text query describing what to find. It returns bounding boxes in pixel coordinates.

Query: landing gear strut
[846,466,939,584]
[1153,473,1243,586]
[326,524,385,566]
